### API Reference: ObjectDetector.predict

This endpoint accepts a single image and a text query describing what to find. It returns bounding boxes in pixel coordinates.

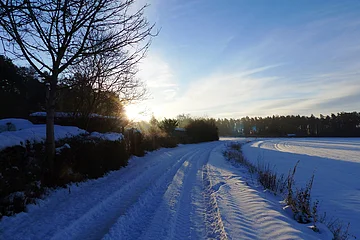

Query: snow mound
[0,124,86,150]
[0,118,34,132]
[30,112,118,119]
[90,132,124,141]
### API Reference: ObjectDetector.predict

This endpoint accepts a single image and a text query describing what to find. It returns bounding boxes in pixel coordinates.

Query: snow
[30,112,118,119]
[90,132,124,141]
[242,138,360,238]
[207,142,330,240]
[0,124,86,150]
[0,140,334,239]
[0,117,126,150]
[0,118,34,132]
[56,143,71,154]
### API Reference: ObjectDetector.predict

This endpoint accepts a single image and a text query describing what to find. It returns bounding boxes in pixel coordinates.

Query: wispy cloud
[138,54,177,90]
[153,60,360,118]
[129,1,360,120]
[126,52,179,119]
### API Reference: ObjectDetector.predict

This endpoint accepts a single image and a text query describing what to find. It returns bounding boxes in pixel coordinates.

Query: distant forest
[215,113,360,137]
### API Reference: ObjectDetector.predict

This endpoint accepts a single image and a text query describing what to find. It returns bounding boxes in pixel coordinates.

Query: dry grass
[223,142,354,239]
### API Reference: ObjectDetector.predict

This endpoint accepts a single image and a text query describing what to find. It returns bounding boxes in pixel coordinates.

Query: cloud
[128,3,360,120]
[138,54,178,90]
[126,52,179,120]
[167,0,205,19]
[154,60,360,119]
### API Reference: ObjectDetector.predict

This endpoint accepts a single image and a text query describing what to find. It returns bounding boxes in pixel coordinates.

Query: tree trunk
[45,74,57,184]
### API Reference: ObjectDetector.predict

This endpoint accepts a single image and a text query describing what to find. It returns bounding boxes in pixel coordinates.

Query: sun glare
[125,104,150,122]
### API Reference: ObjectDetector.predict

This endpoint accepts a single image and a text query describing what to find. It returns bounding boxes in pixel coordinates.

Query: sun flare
[125,104,151,122]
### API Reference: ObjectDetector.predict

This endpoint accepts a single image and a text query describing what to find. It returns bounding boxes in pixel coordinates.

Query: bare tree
[66,41,148,110]
[0,0,155,179]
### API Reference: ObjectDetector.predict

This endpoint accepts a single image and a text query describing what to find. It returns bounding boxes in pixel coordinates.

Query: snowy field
[0,140,330,240]
[242,138,360,238]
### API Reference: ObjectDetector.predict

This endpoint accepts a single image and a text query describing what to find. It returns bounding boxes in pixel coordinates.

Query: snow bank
[90,132,124,141]
[0,125,86,150]
[30,112,118,119]
[56,143,71,154]
[207,141,330,239]
[0,118,34,132]
[0,116,128,150]
[242,138,360,238]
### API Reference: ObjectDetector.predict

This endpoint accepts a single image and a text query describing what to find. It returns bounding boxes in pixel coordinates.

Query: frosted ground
[242,138,360,238]
[1,135,341,239]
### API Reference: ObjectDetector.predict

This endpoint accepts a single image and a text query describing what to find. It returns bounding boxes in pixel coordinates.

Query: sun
[125,104,151,122]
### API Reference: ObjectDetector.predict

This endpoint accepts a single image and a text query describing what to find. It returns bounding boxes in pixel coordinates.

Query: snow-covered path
[1,141,325,240]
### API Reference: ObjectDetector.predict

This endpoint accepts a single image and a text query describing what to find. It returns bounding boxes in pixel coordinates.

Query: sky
[125,0,360,121]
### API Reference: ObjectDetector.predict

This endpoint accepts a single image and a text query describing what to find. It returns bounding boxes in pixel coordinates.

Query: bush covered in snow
[0,119,34,133]
[0,135,129,219]
[0,119,86,151]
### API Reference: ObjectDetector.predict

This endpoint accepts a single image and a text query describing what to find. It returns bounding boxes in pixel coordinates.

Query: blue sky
[126,0,360,120]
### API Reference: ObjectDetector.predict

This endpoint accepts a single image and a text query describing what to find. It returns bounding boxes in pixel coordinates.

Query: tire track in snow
[102,146,205,240]
[51,148,199,240]
[169,143,218,240]
[138,156,195,240]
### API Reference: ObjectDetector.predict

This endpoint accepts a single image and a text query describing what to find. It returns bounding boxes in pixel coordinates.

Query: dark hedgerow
[185,119,219,143]
[0,141,46,218]
[56,135,129,180]
[140,135,178,152]
[0,135,130,218]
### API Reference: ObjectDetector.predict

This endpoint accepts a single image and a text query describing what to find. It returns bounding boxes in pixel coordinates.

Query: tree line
[215,113,360,137]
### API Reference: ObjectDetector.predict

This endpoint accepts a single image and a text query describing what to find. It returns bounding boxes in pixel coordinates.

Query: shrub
[285,162,318,224]
[124,128,145,156]
[0,135,130,218]
[185,119,219,143]
[293,174,315,223]
[257,162,286,194]
[141,135,178,152]
[158,118,178,136]
[56,135,129,179]
[326,219,353,240]
[0,141,45,218]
